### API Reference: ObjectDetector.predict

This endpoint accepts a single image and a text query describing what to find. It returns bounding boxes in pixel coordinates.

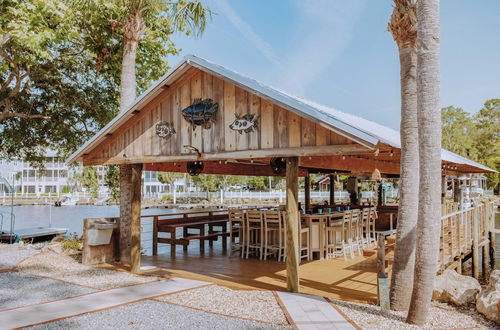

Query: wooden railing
[439,200,496,277]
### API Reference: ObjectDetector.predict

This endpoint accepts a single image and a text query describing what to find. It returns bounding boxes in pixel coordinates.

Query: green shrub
[61,232,82,251]
[161,194,173,202]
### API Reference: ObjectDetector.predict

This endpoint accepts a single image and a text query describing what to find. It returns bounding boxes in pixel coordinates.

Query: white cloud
[212,0,365,97]
[214,0,281,66]
[274,0,365,95]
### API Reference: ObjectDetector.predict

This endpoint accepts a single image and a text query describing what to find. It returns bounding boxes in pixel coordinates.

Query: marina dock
[0,227,67,243]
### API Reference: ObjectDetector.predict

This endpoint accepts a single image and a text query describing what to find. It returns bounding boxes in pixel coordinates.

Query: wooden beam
[83,144,370,166]
[130,164,142,274]
[285,157,300,293]
[300,155,400,175]
[304,175,311,211]
[144,161,308,177]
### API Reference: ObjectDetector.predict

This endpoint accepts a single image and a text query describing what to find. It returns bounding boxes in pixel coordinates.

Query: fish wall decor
[155,121,176,140]
[181,98,218,130]
[229,113,259,134]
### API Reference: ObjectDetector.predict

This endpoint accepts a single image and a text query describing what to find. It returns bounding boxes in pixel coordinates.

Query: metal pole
[10,175,15,244]
[49,203,52,228]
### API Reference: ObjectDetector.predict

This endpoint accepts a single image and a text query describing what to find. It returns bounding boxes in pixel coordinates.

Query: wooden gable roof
[77,67,369,167]
[67,55,494,175]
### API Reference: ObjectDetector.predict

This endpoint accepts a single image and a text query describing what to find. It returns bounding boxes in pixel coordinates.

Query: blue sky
[169,0,500,130]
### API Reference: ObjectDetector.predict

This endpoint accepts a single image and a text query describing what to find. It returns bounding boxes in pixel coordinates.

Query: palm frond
[388,0,417,47]
[170,0,212,37]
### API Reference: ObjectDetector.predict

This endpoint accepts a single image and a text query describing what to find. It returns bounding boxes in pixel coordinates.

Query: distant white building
[0,151,171,197]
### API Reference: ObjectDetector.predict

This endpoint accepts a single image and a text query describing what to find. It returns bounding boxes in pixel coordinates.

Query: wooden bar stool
[299,217,310,262]
[348,209,362,257]
[228,209,245,257]
[262,210,285,261]
[361,208,371,249]
[368,206,377,247]
[282,213,310,262]
[245,210,263,259]
[326,212,348,260]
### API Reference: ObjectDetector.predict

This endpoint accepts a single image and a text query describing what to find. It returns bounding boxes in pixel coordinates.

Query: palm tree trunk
[120,11,146,111]
[390,45,418,311]
[407,0,441,325]
[120,37,139,111]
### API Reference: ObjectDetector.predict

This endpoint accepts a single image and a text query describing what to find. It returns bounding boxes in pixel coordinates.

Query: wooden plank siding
[84,68,357,165]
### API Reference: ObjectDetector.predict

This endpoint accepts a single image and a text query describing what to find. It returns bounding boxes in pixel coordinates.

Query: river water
[0,205,190,256]
[1,205,499,264]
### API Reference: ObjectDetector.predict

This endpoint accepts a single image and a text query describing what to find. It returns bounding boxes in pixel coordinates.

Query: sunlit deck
[136,244,380,304]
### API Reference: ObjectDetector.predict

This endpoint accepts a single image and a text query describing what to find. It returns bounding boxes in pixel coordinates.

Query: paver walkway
[277,292,356,330]
[0,278,209,329]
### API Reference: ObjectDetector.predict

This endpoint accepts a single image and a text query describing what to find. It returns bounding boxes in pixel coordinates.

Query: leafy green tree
[75,0,211,110]
[247,176,266,190]
[441,106,476,158]
[441,100,499,192]
[75,166,100,198]
[104,165,120,201]
[157,171,183,192]
[1,0,211,162]
[473,99,499,192]
[0,0,118,160]
[190,174,244,192]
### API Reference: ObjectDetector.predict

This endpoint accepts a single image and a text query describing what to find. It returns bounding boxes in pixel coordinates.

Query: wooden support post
[489,230,496,270]
[119,165,132,264]
[453,178,459,204]
[329,174,335,205]
[285,157,300,293]
[377,234,389,314]
[183,227,188,251]
[441,175,446,204]
[482,204,490,280]
[130,164,142,274]
[472,205,479,279]
[152,216,158,256]
[304,175,311,212]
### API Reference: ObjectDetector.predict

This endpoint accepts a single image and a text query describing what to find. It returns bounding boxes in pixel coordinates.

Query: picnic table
[148,210,231,255]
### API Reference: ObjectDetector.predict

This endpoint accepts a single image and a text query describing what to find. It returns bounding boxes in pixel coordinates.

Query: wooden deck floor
[136,243,380,304]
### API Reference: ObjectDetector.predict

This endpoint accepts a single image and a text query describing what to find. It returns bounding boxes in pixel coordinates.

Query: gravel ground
[334,299,498,329]
[0,272,95,310]
[31,300,291,330]
[158,285,289,325]
[0,243,41,268]
[16,251,160,289]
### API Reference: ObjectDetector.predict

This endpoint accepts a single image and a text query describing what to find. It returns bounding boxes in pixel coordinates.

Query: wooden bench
[147,210,230,255]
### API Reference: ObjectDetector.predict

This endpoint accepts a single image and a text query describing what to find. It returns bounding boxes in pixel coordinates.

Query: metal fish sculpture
[181,98,218,130]
[229,113,259,134]
[155,121,176,140]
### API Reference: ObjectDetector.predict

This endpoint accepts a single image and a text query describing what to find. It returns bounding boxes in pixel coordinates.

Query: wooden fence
[439,200,496,277]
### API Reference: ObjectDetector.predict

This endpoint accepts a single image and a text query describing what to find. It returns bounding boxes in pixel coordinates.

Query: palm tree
[75,0,211,111]
[387,0,419,311]
[118,0,210,110]
[407,0,442,325]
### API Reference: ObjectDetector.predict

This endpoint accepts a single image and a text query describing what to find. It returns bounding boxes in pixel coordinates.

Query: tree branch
[0,33,12,48]
[0,112,50,121]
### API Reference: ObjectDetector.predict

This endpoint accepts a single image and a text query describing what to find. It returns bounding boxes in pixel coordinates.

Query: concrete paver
[0,278,208,329]
[277,292,356,330]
